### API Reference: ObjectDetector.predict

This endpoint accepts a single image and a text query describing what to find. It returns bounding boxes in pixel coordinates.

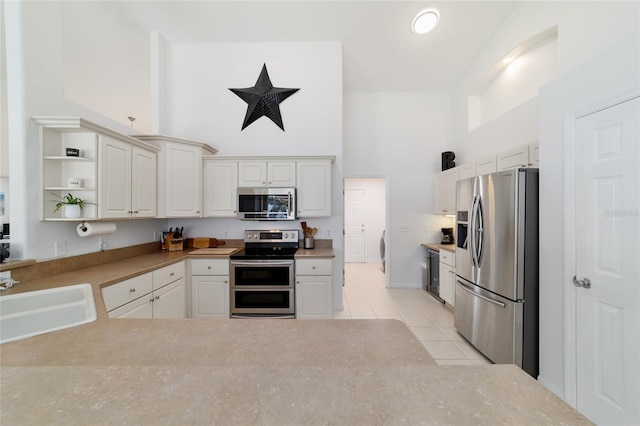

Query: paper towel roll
[77,222,116,237]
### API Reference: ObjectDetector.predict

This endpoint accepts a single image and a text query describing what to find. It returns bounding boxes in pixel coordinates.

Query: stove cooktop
[230,247,298,260]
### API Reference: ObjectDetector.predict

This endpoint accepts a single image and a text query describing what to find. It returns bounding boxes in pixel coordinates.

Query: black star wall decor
[229,64,300,131]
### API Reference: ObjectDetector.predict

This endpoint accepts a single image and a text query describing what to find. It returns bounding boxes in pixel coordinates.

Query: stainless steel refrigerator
[454,168,538,378]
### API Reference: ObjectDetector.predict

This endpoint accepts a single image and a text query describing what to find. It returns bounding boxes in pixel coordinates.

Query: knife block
[164,232,184,252]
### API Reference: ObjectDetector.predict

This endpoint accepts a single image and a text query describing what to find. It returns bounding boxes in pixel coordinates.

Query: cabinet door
[267,161,296,187]
[297,160,331,217]
[238,160,267,187]
[457,164,476,180]
[434,172,447,214]
[108,296,153,319]
[296,275,332,319]
[497,145,529,171]
[131,147,157,218]
[98,135,132,218]
[439,262,452,306]
[153,278,186,319]
[165,143,202,217]
[528,142,539,167]
[476,157,497,176]
[204,160,238,217]
[444,169,458,213]
[192,275,229,318]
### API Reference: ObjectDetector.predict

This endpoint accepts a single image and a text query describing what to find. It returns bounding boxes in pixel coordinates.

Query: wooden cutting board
[189,248,239,255]
[184,238,226,249]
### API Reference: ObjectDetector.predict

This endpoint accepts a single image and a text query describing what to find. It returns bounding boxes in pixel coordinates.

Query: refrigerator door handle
[476,196,484,267]
[470,195,479,267]
[457,280,506,308]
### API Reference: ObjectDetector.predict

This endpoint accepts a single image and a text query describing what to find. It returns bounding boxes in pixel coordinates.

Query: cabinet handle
[196,210,200,214]
[170,272,175,277]
[150,297,154,302]
[129,288,136,293]
[224,280,228,284]
[155,296,160,301]
[207,266,212,270]
[133,210,139,214]
[312,266,316,269]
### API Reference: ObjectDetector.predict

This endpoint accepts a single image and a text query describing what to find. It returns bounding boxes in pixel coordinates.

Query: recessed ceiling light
[412,10,439,35]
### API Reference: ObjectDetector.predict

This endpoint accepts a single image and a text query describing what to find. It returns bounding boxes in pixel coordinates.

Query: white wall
[538,33,639,405]
[343,92,454,288]
[4,1,164,260]
[162,41,344,307]
[447,0,640,401]
[451,1,640,163]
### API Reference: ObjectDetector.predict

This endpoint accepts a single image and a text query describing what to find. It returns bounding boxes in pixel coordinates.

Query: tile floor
[335,262,492,366]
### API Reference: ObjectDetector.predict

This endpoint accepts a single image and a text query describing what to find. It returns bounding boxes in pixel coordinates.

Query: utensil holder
[304,237,314,249]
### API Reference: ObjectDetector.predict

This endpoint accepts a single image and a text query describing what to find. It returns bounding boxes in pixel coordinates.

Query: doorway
[343,178,387,281]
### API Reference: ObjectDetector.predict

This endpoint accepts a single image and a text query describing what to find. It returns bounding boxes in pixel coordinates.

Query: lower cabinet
[102,261,186,319]
[438,250,456,307]
[191,258,230,318]
[295,258,333,319]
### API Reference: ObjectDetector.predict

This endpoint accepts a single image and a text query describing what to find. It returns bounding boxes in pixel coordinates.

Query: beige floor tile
[437,326,466,342]
[436,359,475,366]
[420,341,467,360]
[409,326,448,342]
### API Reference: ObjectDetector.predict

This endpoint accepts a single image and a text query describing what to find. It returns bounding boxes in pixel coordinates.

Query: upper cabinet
[475,156,497,176]
[98,135,157,219]
[36,117,159,221]
[203,158,238,218]
[528,142,540,167]
[434,168,458,214]
[297,159,332,217]
[238,160,296,187]
[497,144,530,171]
[135,135,217,218]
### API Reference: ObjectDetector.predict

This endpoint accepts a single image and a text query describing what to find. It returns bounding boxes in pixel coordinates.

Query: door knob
[573,276,591,289]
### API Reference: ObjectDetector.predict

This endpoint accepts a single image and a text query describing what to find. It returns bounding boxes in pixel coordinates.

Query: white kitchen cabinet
[475,156,497,176]
[238,160,296,187]
[36,117,160,221]
[203,159,238,217]
[434,168,458,214]
[98,136,157,219]
[296,159,332,217]
[528,142,540,167]
[457,163,476,181]
[191,258,230,319]
[295,258,333,319]
[438,250,456,307]
[497,144,530,171]
[103,261,186,319]
[135,135,217,218]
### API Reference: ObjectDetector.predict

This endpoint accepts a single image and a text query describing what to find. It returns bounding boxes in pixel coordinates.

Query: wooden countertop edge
[421,243,456,253]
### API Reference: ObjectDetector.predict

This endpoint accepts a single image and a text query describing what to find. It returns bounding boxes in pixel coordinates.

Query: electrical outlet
[326,230,331,237]
[224,230,228,237]
[99,237,108,251]
[54,241,66,257]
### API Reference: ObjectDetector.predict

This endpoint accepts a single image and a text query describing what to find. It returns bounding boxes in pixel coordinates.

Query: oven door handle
[231,260,294,267]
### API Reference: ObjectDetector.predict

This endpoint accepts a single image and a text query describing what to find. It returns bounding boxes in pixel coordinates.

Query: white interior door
[344,189,366,263]
[574,97,639,425]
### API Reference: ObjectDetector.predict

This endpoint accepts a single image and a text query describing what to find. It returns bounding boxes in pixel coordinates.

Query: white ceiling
[113,1,516,92]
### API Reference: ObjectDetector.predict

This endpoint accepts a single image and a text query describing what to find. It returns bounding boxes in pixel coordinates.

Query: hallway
[336,262,490,365]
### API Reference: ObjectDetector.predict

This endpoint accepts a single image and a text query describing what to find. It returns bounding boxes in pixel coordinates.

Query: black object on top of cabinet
[441,151,455,171]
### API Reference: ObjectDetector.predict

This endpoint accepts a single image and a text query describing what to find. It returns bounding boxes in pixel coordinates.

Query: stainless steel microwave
[237,187,296,221]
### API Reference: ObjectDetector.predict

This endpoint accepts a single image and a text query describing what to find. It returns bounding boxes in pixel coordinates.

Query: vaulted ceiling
[112,1,516,92]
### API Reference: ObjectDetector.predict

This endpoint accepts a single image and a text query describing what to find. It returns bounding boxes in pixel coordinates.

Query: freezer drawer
[454,278,523,367]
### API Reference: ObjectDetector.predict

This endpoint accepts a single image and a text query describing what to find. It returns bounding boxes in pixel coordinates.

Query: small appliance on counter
[441,227,454,245]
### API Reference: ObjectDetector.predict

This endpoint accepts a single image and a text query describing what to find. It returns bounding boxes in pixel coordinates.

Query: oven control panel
[243,230,299,243]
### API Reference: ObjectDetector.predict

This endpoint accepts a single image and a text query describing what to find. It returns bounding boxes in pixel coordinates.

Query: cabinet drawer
[191,258,230,275]
[296,258,332,275]
[102,273,153,312]
[440,250,455,267]
[152,261,185,290]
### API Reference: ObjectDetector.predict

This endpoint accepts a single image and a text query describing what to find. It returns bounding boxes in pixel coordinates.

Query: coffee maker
[441,228,454,245]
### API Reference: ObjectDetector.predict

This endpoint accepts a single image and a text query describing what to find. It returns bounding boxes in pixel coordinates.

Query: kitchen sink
[0,283,97,344]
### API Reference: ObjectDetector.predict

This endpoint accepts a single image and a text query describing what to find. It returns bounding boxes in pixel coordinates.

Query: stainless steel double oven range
[229,230,299,318]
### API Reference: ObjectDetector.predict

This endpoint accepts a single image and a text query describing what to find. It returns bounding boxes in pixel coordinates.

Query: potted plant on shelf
[52,193,94,219]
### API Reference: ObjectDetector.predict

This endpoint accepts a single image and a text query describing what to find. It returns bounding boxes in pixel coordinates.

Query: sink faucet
[0,277,19,291]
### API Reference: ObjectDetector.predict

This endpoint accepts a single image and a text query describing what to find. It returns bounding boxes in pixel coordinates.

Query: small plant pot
[63,204,81,219]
